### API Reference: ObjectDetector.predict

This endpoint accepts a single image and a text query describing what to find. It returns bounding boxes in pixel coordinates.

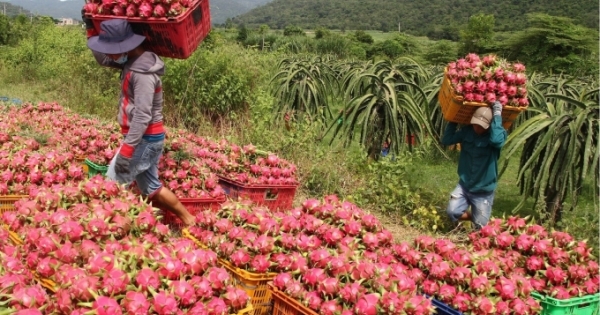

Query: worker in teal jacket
[441,102,507,230]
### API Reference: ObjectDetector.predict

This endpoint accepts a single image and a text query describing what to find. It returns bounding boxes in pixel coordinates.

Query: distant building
[57,18,78,26]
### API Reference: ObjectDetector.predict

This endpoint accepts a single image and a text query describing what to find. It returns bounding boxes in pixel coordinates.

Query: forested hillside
[0,2,32,17]
[231,0,598,36]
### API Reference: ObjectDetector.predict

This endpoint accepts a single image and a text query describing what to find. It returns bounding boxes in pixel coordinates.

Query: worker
[83,17,196,226]
[441,102,507,230]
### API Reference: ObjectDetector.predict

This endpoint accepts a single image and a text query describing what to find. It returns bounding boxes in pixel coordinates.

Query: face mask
[115,54,128,65]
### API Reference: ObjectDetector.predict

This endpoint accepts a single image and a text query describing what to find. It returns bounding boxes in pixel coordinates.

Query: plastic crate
[2,225,23,246]
[182,227,208,249]
[234,305,255,315]
[431,298,463,315]
[219,259,278,315]
[218,177,298,211]
[269,284,318,315]
[160,195,226,228]
[438,69,526,130]
[84,159,109,178]
[87,0,211,59]
[532,292,600,315]
[33,272,57,293]
[0,195,28,214]
[182,229,277,315]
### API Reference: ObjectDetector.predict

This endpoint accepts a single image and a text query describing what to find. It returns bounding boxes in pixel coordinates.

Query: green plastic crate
[532,292,600,315]
[84,159,109,178]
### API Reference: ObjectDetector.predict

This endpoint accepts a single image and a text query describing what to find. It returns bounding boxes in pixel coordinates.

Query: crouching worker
[441,102,507,230]
[84,18,196,226]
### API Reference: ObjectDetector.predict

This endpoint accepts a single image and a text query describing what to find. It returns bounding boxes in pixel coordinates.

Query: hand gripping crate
[182,228,277,315]
[438,69,527,130]
[87,0,211,59]
[218,176,298,212]
[269,284,318,315]
[532,292,600,315]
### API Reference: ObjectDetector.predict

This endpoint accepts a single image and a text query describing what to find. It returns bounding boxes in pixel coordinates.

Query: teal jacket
[441,115,507,193]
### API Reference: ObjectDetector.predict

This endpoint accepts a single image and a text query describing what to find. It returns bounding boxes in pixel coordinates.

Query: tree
[353,30,374,44]
[314,27,330,39]
[283,25,305,36]
[0,14,9,45]
[424,40,458,65]
[500,78,599,226]
[499,13,599,76]
[257,24,270,50]
[459,13,495,55]
[236,24,248,42]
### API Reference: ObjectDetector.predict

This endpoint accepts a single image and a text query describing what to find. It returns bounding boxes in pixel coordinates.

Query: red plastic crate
[87,0,211,59]
[218,176,298,211]
[161,195,226,228]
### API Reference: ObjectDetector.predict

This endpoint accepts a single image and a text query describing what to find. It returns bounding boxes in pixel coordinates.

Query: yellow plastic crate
[183,228,277,315]
[438,69,526,130]
[2,225,23,245]
[0,195,28,213]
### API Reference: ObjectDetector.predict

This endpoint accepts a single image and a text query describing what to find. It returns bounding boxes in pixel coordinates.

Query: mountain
[0,2,33,17]
[0,0,271,24]
[231,0,599,35]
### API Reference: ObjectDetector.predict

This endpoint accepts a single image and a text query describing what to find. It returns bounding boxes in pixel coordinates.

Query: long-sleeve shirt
[92,51,165,158]
[441,115,507,193]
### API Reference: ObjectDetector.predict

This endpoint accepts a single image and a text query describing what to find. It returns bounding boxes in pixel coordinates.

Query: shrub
[350,153,447,232]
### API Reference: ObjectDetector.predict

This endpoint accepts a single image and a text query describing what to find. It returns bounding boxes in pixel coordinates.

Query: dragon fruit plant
[446,53,529,107]
[187,195,394,274]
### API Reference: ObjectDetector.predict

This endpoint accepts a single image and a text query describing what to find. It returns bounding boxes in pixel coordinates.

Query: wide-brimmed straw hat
[87,19,145,54]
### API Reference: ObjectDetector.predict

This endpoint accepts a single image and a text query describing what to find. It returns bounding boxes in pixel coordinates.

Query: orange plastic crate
[2,224,23,246]
[269,284,318,315]
[87,0,211,59]
[438,69,527,130]
[218,177,298,212]
[182,228,277,315]
[0,195,28,213]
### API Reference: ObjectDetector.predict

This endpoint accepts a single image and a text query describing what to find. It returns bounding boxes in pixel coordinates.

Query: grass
[406,148,537,219]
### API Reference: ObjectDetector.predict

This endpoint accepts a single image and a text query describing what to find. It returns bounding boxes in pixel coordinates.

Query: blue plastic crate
[432,298,464,315]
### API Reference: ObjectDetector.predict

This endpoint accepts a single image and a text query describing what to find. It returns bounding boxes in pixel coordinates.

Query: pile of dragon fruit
[0,100,598,315]
[0,176,251,314]
[0,102,121,162]
[160,131,299,187]
[446,53,529,107]
[189,196,435,315]
[83,0,196,18]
